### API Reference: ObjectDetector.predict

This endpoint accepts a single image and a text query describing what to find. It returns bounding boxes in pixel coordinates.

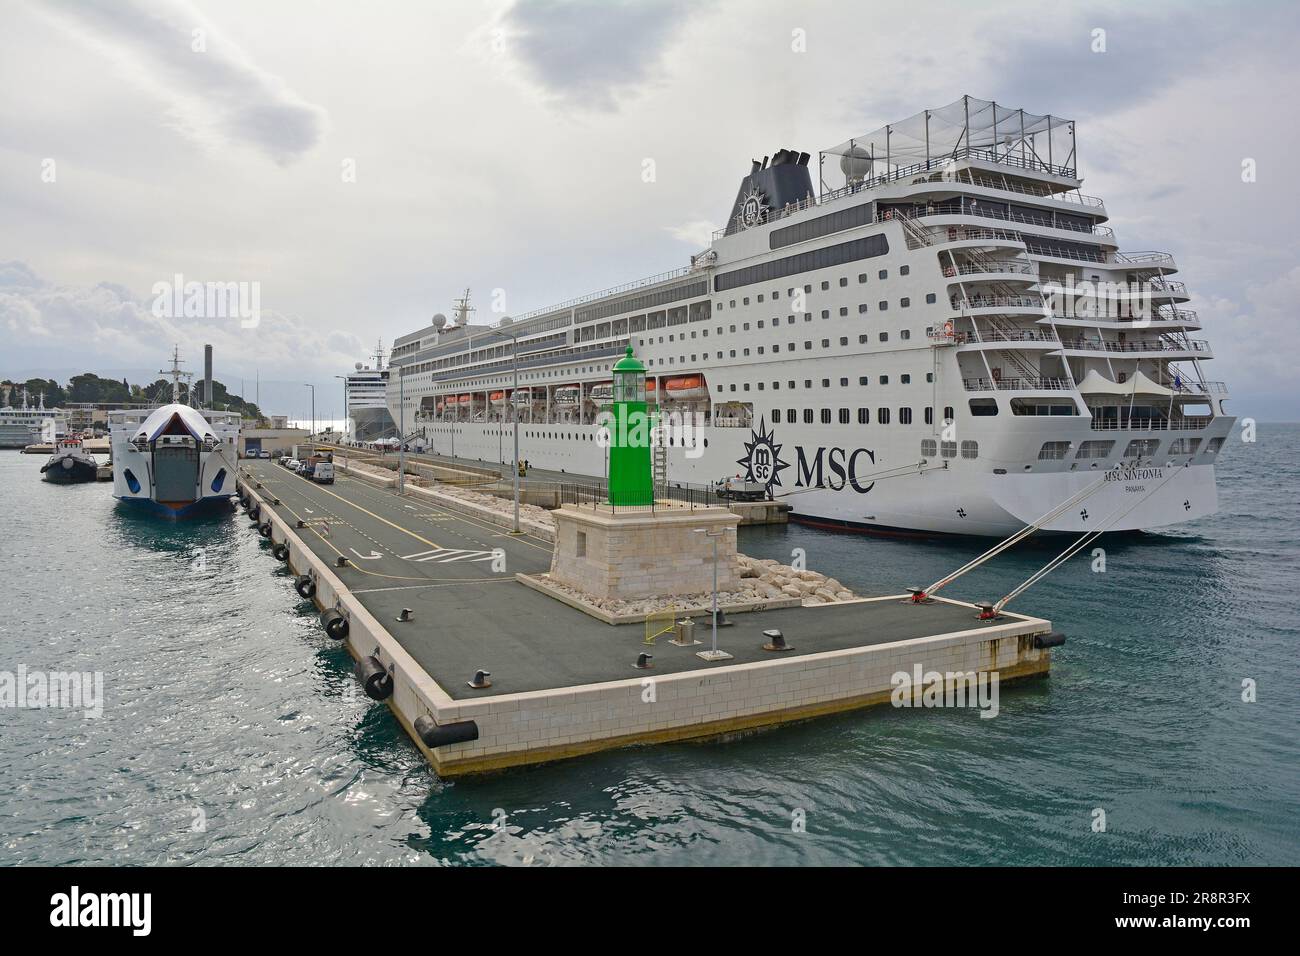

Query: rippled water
[1,426,1296,866]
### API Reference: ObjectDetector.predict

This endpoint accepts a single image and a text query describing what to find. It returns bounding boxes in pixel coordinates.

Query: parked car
[279,456,291,466]
[259,450,271,459]
[286,459,299,471]
[311,461,335,484]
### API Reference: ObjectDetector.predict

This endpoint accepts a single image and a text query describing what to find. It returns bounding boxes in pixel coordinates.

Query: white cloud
[40,0,327,164]
[663,219,718,247]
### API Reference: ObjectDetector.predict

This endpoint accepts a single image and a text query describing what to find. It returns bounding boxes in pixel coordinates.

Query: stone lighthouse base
[544,503,740,601]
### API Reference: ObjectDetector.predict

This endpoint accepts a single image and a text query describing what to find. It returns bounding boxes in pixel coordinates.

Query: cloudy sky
[1,0,1297,420]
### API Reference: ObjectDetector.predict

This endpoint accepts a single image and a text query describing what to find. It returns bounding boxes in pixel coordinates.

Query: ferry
[0,389,68,449]
[343,342,397,443]
[385,96,1233,536]
[108,349,241,516]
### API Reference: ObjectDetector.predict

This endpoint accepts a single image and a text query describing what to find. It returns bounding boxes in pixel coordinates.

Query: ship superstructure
[344,341,396,443]
[386,96,1232,536]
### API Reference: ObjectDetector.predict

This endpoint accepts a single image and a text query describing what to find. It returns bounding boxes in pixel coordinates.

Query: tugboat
[40,435,99,483]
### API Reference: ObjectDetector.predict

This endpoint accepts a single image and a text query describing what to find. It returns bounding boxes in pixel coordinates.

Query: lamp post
[693,526,736,662]
[334,374,348,444]
[397,363,405,495]
[303,383,315,450]
[486,320,522,534]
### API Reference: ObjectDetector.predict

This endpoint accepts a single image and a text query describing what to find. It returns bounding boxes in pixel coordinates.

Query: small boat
[40,436,98,484]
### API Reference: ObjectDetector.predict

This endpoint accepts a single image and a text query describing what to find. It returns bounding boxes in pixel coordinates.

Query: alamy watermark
[1,665,104,718]
[891,664,999,718]
[151,273,261,328]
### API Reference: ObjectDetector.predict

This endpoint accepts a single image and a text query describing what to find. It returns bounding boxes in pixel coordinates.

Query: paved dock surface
[245,461,1010,700]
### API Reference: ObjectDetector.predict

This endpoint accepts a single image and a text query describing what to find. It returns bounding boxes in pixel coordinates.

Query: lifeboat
[553,386,580,406]
[510,388,533,406]
[588,381,613,404]
[457,394,472,406]
[663,375,708,401]
[489,391,507,407]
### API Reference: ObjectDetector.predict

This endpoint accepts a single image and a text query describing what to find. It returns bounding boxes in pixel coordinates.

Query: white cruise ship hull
[419,418,1228,537]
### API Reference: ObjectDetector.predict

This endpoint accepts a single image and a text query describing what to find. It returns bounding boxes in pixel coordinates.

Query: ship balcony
[1161,378,1230,397]
[942,258,1039,283]
[914,205,1117,247]
[932,328,1061,349]
[1089,414,1214,432]
[963,376,1074,393]
[1054,337,1213,359]
[1040,308,1201,331]
[949,293,1047,318]
[1112,250,1178,275]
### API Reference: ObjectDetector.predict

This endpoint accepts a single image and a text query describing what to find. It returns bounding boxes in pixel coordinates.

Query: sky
[1,0,1298,421]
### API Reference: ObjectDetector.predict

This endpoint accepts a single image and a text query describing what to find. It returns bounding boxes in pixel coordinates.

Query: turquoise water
[1,426,1296,866]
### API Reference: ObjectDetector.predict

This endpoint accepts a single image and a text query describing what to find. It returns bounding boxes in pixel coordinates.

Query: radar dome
[498,316,513,327]
[354,362,363,370]
[840,145,873,182]
[432,313,447,329]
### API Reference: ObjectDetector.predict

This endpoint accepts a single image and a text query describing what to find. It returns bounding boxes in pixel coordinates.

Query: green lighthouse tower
[607,347,653,506]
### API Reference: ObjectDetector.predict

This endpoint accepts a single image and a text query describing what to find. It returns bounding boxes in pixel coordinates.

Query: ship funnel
[723,146,815,236]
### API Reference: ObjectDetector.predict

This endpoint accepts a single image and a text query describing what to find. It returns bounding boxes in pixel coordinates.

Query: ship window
[773,382,780,389]
[899,407,913,425]
[839,307,848,316]
[772,409,781,422]
[941,440,957,458]
[839,337,848,346]
[1123,438,1160,459]
[859,273,867,283]
[821,409,831,424]
[858,408,869,424]
[822,379,830,387]
[821,310,829,318]
[924,407,933,425]
[922,439,937,456]
[788,408,796,420]
[878,408,891,424]
[900,265,910,276]
[1075,440,1113,459]
[1038,441,1072,460]
[859,335,868,344]
[901,373,911,383]
[879,269,888,279]
[960,440,979,459]
[757,294,764,302]
[839,277,848,287]
[773,290,780,298]
[743,297,749,305]
[944,405,954,420]
[838,408,850,424]
[804,341,812,350]
[880,375,889,384]
[859,304,868,314]
[878,301,888,311]
[821,339,829,348]
[900,298,910,308]
[969,399,998,416]
[840,377,848,386]
[803,409,813,424]
[1205,437,1225,456]
[790,381,797,388]
[821,281,829,291]
[859,376,869,385]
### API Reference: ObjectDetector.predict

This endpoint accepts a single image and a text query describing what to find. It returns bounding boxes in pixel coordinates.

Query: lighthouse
[607,347,653,506]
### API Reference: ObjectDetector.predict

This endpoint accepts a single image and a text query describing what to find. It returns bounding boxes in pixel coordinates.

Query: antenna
[452,288,476,327]
[158,344,194,405]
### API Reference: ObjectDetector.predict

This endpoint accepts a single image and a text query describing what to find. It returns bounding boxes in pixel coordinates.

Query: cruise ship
[344,343,397,443]
[385,96,1233,536]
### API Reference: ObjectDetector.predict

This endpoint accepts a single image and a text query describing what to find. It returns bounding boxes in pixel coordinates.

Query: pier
[236,460,1059,776]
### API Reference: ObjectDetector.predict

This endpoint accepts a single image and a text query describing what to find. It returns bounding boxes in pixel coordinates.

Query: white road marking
[400,548,498,564]
[349,548,383,561]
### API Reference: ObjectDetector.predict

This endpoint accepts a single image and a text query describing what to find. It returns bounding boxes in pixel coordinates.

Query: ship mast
[159,345,194,405]
[452,288,475,327]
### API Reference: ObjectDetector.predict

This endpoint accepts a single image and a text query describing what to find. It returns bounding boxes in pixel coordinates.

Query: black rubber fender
[272,543,290,561]
[320,608,349,640]
[413,714,479,748]
[1033,631,1066,649]
[354,655,394,700]
[248,503,260,521]
[258,521,272,538]
[294,575,316,599]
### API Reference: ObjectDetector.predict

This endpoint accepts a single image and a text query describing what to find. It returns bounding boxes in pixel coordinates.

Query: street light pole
[487,320,522,534]
[693,526,736,661]
[304,383,315,449]
[398,363,405,495]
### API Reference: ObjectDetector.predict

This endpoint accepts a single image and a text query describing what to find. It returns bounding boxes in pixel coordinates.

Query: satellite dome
[432,313,447,329]
[355,362,363,370]
[840,144,873,182]
[498,316,513,327]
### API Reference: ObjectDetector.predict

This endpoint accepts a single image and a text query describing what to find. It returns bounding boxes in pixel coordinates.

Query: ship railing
[1088,416,1214,432]
[1059,338,1211,354]
[1148,278,1187,296]
[944,259,1037,277]
[964,174,1104,206]
[510,266,695,324]
[963,376,1073,392]
[950,294,1045,310]
[1112,251,1175,268]
[886,201,1114,238]
[1159,379,1229,395]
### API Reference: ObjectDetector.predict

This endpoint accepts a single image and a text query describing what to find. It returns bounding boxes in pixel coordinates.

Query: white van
[311,461,334,484]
